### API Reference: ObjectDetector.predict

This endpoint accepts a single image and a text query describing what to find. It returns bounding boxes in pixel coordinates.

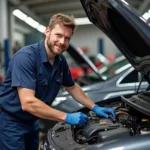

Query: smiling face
[45,24,73,56]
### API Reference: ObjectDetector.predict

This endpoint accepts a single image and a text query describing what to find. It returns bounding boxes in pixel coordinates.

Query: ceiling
[8,0,150,26]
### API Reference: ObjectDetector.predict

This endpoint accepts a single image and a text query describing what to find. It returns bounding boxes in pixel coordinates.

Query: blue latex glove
[65,112,89,126]
[92,105,116,118]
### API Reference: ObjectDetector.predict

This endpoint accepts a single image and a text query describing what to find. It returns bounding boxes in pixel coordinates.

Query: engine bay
[46,98,150,150]
[73,101,150,145]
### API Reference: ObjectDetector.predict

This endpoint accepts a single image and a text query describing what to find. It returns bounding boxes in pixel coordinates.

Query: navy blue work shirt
[0,40,75,122]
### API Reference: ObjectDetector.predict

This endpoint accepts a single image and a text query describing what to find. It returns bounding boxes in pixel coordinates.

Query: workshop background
[0,0,150,149]
[0,0,149,78]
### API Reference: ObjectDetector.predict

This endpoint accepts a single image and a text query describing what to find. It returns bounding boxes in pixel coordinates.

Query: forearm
[66,83,95,110]
[22,97,66,122]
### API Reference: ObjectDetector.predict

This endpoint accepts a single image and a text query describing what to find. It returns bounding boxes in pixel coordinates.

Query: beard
[47,36,67,55]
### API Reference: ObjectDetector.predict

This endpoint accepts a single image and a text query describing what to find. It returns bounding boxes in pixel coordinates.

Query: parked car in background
[53,67,147,113]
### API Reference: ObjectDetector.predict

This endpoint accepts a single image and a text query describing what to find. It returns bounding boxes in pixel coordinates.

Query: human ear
[45,27,50,37]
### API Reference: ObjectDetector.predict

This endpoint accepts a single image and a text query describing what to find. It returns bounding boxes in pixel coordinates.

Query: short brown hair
[48,13,76,34]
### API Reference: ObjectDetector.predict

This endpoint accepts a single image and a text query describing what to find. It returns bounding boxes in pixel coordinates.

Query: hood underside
[80,0,150,83]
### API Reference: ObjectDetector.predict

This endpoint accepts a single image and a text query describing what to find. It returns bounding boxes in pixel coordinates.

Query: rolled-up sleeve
[11,52,36,91]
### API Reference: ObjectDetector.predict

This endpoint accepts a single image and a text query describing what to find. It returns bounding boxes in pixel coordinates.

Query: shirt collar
[39,40,62,63]
[39,40,48,62]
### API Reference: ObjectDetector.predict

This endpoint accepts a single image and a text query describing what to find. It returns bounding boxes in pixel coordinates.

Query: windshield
[100,58,131,79]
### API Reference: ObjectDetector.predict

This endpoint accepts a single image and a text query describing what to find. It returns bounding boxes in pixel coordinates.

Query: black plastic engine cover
[98,127,130,142]
[83,118,129,139]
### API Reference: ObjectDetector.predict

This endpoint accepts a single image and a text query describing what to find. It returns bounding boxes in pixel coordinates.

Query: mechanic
[0,13,115,150]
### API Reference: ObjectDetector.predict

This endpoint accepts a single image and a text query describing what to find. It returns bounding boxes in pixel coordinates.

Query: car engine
[45,100,150,150]
[73,112,130,144]
[72,102,150,145]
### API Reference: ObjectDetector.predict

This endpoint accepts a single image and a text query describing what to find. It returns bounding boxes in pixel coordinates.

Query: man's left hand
[92,105,116,118]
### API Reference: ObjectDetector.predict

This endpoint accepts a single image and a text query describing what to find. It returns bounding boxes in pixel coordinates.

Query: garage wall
[13,31,25,46]
[71,24,119,57]
[13,23,120,58]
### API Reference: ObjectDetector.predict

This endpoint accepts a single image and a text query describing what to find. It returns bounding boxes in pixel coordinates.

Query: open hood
[80,0,150,83]
[67,44,102,80]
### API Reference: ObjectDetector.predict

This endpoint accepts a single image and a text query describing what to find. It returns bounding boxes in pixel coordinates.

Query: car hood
[67,44,102,80]
[58,81,105,97]
[80,0,150,83]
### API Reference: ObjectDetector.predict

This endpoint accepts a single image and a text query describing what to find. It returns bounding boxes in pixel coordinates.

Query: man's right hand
[65,112,88,126]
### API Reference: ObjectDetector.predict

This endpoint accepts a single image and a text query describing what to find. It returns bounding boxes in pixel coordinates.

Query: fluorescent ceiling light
[13,9,27,21]
[25,17,39,28]
[37,25,46,33]
[12,9,46,34]
[75,17,92,25]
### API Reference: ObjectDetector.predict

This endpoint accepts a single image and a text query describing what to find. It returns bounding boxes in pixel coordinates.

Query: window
[120,70,138,83]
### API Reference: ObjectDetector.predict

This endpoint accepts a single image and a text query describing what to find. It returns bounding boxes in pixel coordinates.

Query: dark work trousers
[0,110,40,150]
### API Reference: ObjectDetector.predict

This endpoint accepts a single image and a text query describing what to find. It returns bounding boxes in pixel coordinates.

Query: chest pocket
[38,78,48,86]
[55,67,63,84]
[36,73,49,100]
[55,76,63,91]
[51,74,63,101]
[55,77,63,84]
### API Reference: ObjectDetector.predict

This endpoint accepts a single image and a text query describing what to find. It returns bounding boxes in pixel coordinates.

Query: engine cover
[83,118,130,142]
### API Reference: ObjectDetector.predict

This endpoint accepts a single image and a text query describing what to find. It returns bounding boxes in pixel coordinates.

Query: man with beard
[0,13,115,150]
